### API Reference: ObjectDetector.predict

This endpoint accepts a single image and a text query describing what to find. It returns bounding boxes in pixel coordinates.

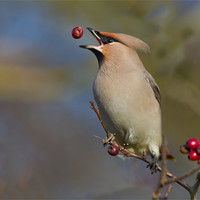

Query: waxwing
[80,27,173,173]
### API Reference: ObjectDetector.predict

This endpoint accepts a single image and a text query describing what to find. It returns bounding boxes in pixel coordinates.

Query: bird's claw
[103,133,116,146]
[147,159,158,174]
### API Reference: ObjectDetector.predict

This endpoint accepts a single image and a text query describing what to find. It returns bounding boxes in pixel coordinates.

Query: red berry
[198,160,200,165]
[108,145,119,156]
[186,138,199,150]
[188,150,199,161]
[72,27,83,39]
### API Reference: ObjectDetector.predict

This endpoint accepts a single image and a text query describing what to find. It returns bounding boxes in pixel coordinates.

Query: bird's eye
[102,36,116,44]
[107,37,114,43]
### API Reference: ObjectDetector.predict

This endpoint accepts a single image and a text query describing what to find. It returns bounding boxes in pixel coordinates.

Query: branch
[94,133,196,193]
[159,185,172,200]
[165,166,200,185]
[90,100,200,199]
[90,100,110,138]
[190,171,200,200]
[153,135,167,199]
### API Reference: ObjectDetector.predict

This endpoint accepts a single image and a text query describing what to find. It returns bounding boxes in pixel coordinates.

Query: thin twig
[159,185,172,200]
[90,100,110,138]
[164,185,173,199]
[153,135,167,199]
[165,166,200,185]
[93,134,104,142]
[190,171,200,200]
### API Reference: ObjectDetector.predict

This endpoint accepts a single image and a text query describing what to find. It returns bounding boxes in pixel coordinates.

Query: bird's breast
[93,70,134,134]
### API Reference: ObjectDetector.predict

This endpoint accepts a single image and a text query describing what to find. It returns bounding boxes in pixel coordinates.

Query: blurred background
[0,1,200,199]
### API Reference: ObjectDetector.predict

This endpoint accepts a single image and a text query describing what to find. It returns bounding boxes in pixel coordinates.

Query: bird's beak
[79,27,103,50]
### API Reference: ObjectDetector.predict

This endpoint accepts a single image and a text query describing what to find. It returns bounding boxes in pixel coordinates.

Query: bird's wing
[143,70,161,106]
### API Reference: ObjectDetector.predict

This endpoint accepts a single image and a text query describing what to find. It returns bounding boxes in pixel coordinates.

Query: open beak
[79,27,103,49]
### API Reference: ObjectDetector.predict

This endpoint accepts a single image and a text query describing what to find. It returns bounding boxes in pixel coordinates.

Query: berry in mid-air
[108,145,119,156]
[188,150,199,161]
[186,138,199,150]
[72,27,83,39]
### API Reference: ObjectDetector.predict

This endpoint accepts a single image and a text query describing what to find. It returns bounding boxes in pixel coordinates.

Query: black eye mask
[95,31,120,45]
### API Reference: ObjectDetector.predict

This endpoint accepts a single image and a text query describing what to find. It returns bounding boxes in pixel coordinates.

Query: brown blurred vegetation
[0,1,199,199]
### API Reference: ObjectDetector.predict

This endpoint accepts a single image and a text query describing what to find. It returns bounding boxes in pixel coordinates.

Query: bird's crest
[100,32,150,53]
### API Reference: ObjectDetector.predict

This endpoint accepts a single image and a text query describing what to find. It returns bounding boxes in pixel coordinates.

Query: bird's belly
[94,85,128,130]
[94,84,145,144]
[96,97,155,155]
[102,101,129,132]
[93,72,161,156]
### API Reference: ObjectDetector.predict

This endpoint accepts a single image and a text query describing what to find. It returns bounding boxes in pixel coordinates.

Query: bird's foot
[102,133,116,146]
[118,143,131,157]
[147,158,158,174]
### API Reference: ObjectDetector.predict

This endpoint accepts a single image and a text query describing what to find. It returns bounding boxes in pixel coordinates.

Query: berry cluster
[180,138,200,164]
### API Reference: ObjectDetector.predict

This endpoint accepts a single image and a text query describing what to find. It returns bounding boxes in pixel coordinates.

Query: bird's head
[80,27,150,65]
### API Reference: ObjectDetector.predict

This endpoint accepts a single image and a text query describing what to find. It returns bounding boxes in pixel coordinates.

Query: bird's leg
[102,133,116,146]
[147,156,159,174]
[117,143,130,157]
[142,151,147,158]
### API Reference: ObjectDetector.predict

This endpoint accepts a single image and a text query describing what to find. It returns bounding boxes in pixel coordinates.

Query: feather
[143,70,161,106]
[100,32,150,53]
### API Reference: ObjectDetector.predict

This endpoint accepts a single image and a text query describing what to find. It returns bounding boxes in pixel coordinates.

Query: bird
[80,27,171,173]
